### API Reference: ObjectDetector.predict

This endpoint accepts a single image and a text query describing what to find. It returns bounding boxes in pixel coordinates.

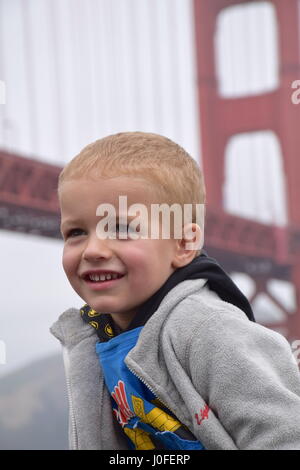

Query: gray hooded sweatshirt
[50,279,300,450]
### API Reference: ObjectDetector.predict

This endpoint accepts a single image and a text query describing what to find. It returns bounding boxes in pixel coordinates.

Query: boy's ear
[171,223,202,268]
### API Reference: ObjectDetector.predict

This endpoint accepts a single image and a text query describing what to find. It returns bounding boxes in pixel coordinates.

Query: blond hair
[58,132,205,252]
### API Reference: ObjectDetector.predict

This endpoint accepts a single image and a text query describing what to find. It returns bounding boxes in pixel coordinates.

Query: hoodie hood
[130,251,255,326]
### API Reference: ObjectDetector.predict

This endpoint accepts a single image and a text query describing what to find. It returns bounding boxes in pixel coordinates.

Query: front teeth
[89,273,119,282]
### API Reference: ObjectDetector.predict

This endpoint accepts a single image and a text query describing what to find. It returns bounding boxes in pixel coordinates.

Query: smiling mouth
[84,273,125,283]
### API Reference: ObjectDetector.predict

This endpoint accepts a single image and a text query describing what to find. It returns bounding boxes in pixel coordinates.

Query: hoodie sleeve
[188,308,300,450]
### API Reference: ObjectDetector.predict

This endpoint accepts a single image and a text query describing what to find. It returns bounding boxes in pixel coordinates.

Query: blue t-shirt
[96,327,205,450]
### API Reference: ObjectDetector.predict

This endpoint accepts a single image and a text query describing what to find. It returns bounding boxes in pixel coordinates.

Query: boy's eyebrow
[60,219,81,232]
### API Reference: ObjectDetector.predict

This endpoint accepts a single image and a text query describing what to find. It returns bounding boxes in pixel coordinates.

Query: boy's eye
[64,224,133,240]
[116,224,129,234]
[66,228,85,238]
[108,224,130,239]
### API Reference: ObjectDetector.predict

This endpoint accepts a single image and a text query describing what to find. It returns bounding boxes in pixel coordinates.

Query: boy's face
[59,176,180,330]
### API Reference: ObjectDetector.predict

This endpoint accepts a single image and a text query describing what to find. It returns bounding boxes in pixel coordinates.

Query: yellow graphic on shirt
[133,396,180,432]
[132,396,147,421]
[151,397,191,433]
[89,321,99,329]
[124,427,155,450]
[124,395,182,450]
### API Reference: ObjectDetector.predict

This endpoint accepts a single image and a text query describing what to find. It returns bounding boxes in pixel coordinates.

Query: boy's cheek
[61,248,75,277]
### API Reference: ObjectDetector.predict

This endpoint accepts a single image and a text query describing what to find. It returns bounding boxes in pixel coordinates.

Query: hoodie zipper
[126,363,179,421]
[62,345,79,450]
[126,363,206,447]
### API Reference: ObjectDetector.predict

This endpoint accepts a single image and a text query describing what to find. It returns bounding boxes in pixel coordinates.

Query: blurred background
[0,0,300,449]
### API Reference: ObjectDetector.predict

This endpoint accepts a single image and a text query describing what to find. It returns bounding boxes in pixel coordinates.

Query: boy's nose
[82,234,113,261]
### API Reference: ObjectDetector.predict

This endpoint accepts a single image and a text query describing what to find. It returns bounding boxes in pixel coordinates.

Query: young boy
[51,132,300,450]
